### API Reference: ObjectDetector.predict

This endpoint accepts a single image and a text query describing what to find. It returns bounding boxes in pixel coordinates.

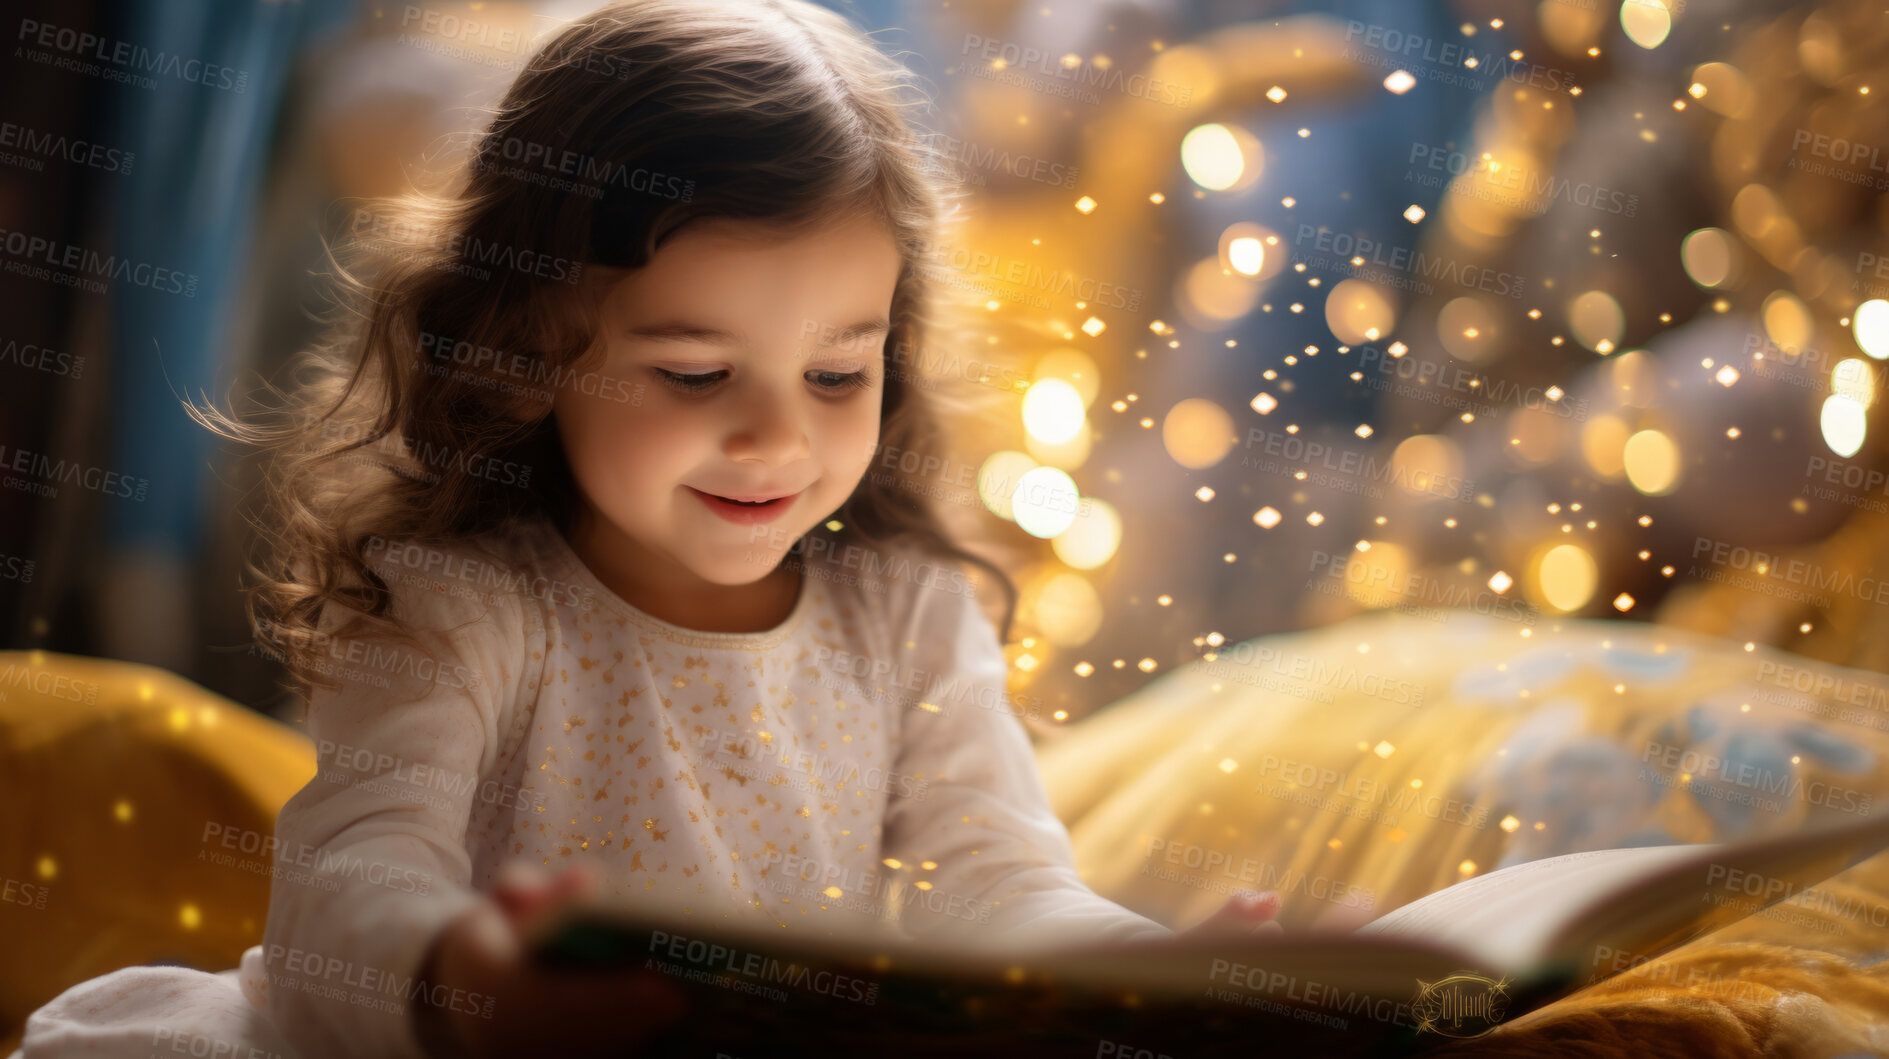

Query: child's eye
[653,368,727,393]
[808,369,871,394]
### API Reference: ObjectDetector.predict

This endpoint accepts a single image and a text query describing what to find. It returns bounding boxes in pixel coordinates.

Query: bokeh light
[1022,378,1085,444]
[1324,279,1398,345]
[1821,395,1868,457]
[1536,543,1598,613]
[1620,0,1673,50]
[1181,123,1260,192]
[1680,228,1735,287]
[1162,398,1237,469]
[1012,466,1082,538]
[1623,429,1681,495]
[1052,498,1122,570]
[977,451,1038,521]
[1854,299,1889,359]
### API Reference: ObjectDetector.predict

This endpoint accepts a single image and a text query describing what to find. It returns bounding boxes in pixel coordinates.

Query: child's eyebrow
[626,319,889,345]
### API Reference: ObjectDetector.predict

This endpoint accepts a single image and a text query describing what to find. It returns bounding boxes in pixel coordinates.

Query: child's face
[554,212,899,586]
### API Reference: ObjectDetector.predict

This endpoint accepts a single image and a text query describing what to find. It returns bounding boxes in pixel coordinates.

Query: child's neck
[562,511,802,634]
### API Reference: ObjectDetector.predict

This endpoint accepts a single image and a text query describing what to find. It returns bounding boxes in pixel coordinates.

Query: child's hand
[1178,890,1285,940]
[414,860,690,1059]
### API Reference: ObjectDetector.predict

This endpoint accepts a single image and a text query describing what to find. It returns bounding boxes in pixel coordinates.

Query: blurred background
[2,0,1886,727]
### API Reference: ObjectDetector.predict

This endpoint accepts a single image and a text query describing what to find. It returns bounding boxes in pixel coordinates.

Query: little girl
[16,2,1279,1056]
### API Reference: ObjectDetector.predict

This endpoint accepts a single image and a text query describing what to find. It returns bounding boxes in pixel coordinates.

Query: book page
[1355,845,1705,972]
[1544,814,1889,986]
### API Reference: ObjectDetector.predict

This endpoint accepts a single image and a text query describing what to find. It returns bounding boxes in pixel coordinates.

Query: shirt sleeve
[875,552,1175,953]
[260,553,529,1059]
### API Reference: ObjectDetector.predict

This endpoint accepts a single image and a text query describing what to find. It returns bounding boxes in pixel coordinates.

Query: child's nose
[724,387,813,466]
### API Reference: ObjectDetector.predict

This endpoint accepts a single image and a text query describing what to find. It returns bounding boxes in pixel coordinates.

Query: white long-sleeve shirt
[260,513,1171,1058]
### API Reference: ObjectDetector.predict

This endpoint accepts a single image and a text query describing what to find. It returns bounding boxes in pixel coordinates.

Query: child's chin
[687,551,790,586]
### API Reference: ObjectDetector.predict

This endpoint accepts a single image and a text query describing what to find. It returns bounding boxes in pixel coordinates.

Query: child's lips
[686,487,801,524]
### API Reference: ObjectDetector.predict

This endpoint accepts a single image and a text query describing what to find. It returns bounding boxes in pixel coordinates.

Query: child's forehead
[598,213,901,312]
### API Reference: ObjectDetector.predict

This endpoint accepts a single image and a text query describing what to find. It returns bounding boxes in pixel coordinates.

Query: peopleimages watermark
[1700,863,1885,934]
[1293,225,1524,299]
[149,1028,289,1059]
[807,649,1043,721]
[252,615,486,693]
[15,18,249,93]
[1802,453,1889,515]
[1640,739,1873,816]
[1855,251,1889,299]
[305,414,537,489]
[2,874,48,911]
[348,211,583,285]
[645,929,880,1005]
[199,820,433,897]
[1253,758,1492,830]
[469,131,693,202]
[1788,129,1889,192]
[1405,142,1638,218]
[1205,956,1419,1034]
[0,336,84,380]
[0,442,149,502]
[363,535,593,611]
[395,5,636,79]
[1242,426,1479,504]
[419,330,643,406]
[919,131,1078,190]
[1687,535,1889,609]
[0,120,133,176]
[0,658,100,704]
[1342,20,1576,93]
[317,738,545,813]
[1142,837,1377,909]
[265,944,494,1021]
[957,34,1192,108]
[1197,640,1426,707]
[0,550,34,584]
[1353,342,1589,421]
[0,227,196,297]
[1745,331,1885,398]
[1306,551,1536,627]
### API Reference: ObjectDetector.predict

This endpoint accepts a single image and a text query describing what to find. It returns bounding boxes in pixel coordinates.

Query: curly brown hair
[192,0,1018,694]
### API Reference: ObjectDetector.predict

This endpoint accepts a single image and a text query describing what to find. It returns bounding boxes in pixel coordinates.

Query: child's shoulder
[342,517,551,638]
[823,534,999,666]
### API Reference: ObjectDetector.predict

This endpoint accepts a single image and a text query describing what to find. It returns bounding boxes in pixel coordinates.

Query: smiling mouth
[685,487,804,522]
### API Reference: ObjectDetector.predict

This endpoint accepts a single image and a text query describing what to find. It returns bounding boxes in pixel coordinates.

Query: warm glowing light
[1229,236,1265,276]
[1163,398,1237,469]
[1324,278,1398,346]
[1254,506,1282,529]
[1821,395,1868,457]
[1030,572,1104,646]
[1384,69,1416,94]
[1569,290,1625,354]
[1620,0,1672,49]
[1052,498,1122,570]
[1012,466,1082,538]
[977,450,1039,520]
[1854,299,1889,359]
[1537,543,1598,612]
[1623,429,1681,495]
[1181,123,1251,191]
[1680,228,1734,287]
[1250,392,1278,415]
[1833,358,1875,407]
[1022,378,1085,444]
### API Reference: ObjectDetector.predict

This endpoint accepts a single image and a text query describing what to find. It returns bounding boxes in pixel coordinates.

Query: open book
[528,814,1889,1055]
